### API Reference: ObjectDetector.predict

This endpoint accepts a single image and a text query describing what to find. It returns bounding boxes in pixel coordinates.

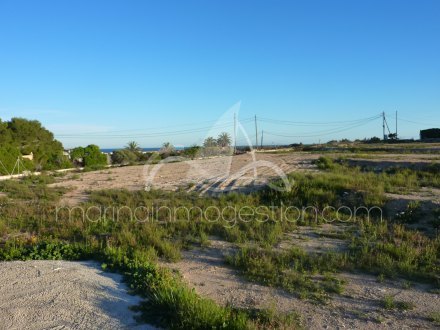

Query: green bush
[71,145,107,167]
[111,149,138,165]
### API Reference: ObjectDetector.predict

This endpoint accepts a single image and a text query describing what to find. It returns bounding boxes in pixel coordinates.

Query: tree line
[0,117,235,175]
[109,132,233,165]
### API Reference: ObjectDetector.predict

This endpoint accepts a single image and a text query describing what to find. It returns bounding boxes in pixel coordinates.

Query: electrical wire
[55,113,384,142]
[395,117,437,126]
[258,114,381,126]
[264,116,380,138]
[57,118,254,139]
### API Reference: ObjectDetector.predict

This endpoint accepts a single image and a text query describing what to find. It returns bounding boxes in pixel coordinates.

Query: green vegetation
[182,145,202,159]
[429,312,440,325]
[202,132,233,156]
[70,144,108,168]
[350,222,439,283]
[0,117,71,173]
[226,246,346,302]
[111,149,139,165]
[126,141,141,153]
[381,295,415,311]
[110,141,143,165]
[217,132,232,147]
[264,157,440,211]
[0,175,65,201]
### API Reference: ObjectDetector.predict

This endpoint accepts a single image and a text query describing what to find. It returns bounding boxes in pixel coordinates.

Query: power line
[57,118,254,139]
[264,116,380,138]
[55,113,385,143]
[394,117,437,126]
[259,114,381,126]
[56,117,255,136]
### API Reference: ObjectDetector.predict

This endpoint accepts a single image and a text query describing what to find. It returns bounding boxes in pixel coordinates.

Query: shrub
[381,295,414,311]
[430,312,440,325]
[111,149,138,165]
[71,145,107,167]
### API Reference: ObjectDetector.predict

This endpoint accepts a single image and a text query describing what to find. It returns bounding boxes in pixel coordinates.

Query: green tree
[0,120,12,145]
[70,147,85,164]
[125,141,141,153]
[217,132,231,148]
[83,145,107,167]
[0,117,71,171]
[203,137,217,148]
[70,145,107,167]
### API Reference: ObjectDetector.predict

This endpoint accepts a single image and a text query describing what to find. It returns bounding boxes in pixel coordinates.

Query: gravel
[0,260,157,330]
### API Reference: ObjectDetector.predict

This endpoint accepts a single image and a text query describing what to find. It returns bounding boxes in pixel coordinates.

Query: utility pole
[260,130,264,149]
[254,115,258,149]
[395,111,398,139]
[233,113,237,154]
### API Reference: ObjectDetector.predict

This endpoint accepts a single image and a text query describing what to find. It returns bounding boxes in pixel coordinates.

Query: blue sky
[0,0,439,148]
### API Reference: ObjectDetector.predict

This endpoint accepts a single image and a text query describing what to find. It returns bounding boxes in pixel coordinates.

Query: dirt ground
[50,152,320,205]
[0,260,156,330]
[50,151,439,206]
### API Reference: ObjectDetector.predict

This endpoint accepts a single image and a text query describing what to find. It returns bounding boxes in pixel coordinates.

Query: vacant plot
[49,152,320,205]
[1,149,439,329]
[49,151,439,206]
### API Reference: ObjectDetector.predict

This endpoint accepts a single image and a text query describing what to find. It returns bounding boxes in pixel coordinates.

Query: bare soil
[50,152,439,206]
[0,260,156,330]
[50,152,320,205]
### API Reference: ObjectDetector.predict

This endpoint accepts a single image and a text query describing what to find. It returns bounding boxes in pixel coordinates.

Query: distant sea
[101,147,183,153]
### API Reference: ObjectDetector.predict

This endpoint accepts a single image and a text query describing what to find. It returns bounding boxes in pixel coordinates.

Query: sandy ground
[163,238,440,330]
[50,151,439,206]
[0,260,156,330]
[51,152,320,205]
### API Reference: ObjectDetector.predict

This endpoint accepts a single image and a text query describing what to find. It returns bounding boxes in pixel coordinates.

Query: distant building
[21,152,33,161]
[420,128,440,140]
